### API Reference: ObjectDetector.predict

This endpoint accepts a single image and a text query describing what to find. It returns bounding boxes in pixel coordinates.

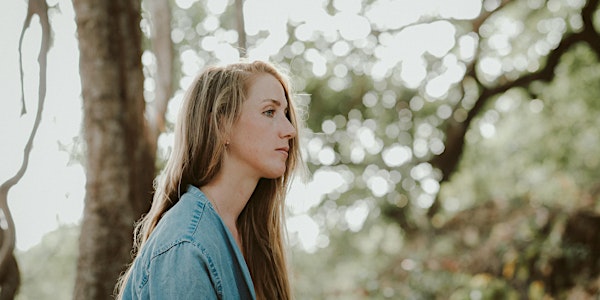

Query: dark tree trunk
[72,0,154,299]
[0,225,19,300]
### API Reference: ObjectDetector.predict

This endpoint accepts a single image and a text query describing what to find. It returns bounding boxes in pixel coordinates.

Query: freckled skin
[227,73,296,180]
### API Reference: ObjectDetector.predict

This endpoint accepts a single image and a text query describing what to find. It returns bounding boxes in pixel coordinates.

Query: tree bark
[72,0,154,299]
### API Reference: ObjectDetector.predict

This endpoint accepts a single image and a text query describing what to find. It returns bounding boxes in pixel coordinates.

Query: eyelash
[263,108,289,118]
[264,109,275,117]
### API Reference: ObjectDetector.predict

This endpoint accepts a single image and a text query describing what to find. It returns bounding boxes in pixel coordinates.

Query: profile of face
[226,73,297,180]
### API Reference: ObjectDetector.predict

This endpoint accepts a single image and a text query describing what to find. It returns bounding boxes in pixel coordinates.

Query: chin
[263,167,287,179]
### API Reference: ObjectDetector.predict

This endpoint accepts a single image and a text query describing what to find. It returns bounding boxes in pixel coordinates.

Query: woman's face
[227,73,296,180]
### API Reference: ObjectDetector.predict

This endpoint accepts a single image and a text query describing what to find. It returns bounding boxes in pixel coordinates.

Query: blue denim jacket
[121,185,256,299]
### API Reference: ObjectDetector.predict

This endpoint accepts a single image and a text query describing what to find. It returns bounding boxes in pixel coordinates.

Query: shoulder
[126,238,223,299]
[125,187,228,293]
[148,186,226,256]
[126,186,255,299]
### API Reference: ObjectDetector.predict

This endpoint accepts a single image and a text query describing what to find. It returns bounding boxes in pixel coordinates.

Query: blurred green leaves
[21,0,600,298]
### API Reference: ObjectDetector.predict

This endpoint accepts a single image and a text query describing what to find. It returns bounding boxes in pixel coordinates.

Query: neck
[200,162,258,239]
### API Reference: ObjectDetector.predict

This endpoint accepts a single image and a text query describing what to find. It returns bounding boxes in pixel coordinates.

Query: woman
[115,60,303,299]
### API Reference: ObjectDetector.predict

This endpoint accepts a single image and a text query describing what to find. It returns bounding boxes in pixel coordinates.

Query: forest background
[1,0,599,299]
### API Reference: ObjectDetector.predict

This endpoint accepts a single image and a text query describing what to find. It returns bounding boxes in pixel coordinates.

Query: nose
[280,117,297,140]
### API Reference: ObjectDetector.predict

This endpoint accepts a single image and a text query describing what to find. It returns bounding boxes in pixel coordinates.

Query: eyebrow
[263,98,288,109]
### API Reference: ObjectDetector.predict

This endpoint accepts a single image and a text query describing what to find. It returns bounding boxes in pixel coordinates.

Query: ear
[217,116,233,147]
[223,126,233,147]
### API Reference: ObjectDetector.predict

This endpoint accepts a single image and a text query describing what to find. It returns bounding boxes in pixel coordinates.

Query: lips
[276,147,289,157]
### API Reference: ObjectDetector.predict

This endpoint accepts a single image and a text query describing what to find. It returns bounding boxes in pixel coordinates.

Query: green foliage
[17,0,600,298]
[284,1,600,298]
[391,29,600,300]
[444,43,600,210]
[15,224,79,300]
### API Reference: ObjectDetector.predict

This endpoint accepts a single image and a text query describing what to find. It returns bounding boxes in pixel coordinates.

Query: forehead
[245,73,287,106]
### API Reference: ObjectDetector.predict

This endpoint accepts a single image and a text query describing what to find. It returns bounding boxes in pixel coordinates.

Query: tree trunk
[72,0,154,299]
[146,0,174,146]
[235,0,247,57]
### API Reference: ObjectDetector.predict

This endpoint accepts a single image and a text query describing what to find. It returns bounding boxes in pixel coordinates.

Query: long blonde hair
[115,60,302,299]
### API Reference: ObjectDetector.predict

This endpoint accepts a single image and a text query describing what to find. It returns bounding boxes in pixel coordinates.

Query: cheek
[233,118,264,148]
[240,116,269,136]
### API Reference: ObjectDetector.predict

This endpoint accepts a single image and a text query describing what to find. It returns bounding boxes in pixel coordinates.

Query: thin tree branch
[464,0,599,127]
[427,0,599,218]
[147,0,173,145]
[433,0,598,182]
[581,0,600,57]
[0,0,50,274]
[17,0,37,116]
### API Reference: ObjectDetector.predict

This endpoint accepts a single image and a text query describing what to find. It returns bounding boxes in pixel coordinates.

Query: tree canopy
[9,0,600,299]
[142,0,600,298]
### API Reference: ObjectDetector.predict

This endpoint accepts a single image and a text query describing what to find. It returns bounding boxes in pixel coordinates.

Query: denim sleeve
[147,241,220,299]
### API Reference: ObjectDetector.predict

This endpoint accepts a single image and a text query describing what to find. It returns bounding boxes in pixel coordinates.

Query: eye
[263,109,275,117]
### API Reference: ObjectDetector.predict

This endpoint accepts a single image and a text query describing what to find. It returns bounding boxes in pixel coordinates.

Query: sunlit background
[2,0,600,299]
[1,0,482,252]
